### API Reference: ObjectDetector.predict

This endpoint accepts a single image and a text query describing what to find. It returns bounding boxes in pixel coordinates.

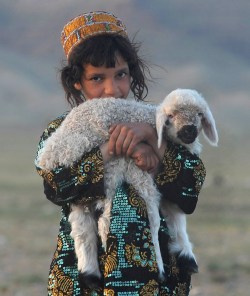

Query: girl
[35,11,206,296]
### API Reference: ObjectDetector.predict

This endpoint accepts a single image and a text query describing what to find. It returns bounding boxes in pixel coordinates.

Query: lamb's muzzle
[177,124,198,144]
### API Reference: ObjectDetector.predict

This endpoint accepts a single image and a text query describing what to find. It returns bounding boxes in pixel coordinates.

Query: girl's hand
[108,122,156,157]
[100,142,113,164]
[131,143,159,174]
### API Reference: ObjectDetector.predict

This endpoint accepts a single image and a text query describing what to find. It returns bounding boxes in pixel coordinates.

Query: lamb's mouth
[179,136,196,144]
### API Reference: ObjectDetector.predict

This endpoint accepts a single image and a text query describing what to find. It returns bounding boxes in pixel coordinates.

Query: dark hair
[60,34,150,107]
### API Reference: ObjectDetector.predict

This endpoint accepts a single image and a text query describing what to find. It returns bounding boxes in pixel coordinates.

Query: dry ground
[0,127,249,296]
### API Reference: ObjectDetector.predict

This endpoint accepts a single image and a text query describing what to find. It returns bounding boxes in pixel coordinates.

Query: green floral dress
[35,113,206,296]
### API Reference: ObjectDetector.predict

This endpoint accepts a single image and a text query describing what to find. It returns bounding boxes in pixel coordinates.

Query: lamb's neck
[184,139,202,156]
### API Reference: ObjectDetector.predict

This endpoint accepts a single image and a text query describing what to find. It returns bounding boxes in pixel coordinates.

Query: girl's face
[74,55,131,100]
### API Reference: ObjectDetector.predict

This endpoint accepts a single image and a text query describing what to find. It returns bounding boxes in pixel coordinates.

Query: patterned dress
[35,113,206,296]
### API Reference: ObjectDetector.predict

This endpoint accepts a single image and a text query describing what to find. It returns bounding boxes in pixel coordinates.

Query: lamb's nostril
[177,125,198,144]
[185,125,197,136]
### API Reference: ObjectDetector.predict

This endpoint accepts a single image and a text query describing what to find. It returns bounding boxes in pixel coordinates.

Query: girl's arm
[108,122,205,214]
[108,122,166,160]
[108,122,166,173]
[35,114,105,206]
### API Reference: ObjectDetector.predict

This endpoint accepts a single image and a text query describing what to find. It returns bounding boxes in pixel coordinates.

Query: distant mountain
[1,0,250,61]
[1,0,249,132]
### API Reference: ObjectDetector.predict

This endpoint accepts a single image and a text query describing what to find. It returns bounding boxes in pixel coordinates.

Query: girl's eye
[90,76,102,82]
[117,71,127,79]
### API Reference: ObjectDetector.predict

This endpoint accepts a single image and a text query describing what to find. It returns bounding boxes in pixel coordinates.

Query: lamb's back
[75,98,156,128]
[38,98,156,170]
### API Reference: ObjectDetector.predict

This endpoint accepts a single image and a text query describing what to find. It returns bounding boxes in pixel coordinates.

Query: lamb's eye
[165,119,170,126]
[198,112,203,117]
[165,114,173,125]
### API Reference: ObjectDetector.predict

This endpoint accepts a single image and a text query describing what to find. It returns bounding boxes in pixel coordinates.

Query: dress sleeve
[35,114,105,206]
[155,140,206,214]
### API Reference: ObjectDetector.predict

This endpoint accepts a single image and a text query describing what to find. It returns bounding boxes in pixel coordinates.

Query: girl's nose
[104,79,118,97]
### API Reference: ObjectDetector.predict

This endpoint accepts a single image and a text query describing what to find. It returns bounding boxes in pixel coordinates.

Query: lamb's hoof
[79,272,103,290]
[177,255,199,274]
[158,271,166,283]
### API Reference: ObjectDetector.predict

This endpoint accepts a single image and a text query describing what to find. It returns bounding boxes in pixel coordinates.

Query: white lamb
[37,89,218,289]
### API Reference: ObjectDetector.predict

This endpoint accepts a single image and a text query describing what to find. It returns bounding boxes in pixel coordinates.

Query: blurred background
[0,0,249,295]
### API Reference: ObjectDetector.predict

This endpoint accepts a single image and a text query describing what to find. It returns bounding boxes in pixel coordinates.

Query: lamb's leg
[69,204,102,289]
[98,157,165,282]
[97,199,112,250]
[161,200,198,274]
[98,158,126,249]
[126,161,165,282]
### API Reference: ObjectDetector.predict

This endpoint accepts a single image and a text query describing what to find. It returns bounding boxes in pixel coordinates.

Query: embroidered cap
[61,11,128,59]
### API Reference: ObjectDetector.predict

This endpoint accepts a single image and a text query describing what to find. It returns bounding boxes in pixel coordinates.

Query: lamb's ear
[156,106,167,148]
[202,106,219,146]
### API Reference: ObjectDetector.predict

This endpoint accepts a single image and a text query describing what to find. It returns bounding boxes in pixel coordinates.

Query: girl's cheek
[83,85,103,100]
[124,81,131,97]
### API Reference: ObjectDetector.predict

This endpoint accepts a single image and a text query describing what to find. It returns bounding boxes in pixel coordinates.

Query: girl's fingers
[115,126,132,155]
[121,134,134,155]
[109,124,117,135]
[108,125,122,155]
[109,124,140,156]
[126,137,139,157]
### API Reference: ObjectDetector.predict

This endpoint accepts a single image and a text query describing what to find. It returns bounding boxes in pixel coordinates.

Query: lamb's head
[156,89,219,153]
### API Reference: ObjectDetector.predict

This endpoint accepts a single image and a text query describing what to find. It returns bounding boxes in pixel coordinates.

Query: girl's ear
[202,106,219,146]
[74,82,82,91]
[156,106,167,148]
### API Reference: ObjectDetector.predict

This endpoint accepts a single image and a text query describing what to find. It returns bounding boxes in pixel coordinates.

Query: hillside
[1,0,249,127]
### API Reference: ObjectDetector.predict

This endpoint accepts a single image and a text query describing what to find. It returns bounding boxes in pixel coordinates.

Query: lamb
[37,88,218,288]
